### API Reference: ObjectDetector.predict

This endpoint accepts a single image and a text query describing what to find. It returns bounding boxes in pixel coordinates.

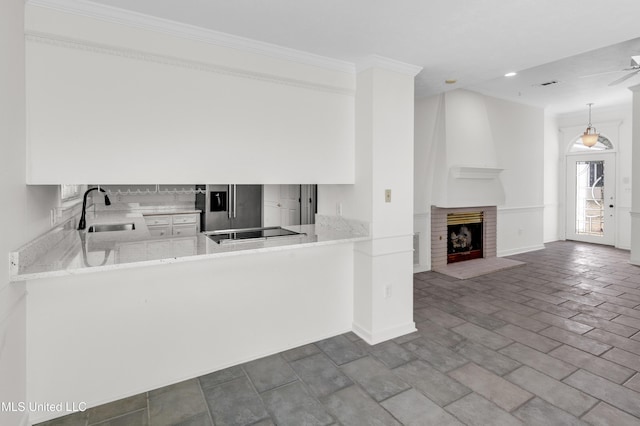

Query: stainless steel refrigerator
[195,185,263,231]
[300,184,317,225]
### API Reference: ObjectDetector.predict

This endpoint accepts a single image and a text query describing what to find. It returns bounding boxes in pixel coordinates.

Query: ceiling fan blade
[608,69,640,86]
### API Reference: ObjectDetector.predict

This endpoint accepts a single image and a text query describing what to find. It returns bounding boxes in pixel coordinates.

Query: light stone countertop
[11,210,369,282]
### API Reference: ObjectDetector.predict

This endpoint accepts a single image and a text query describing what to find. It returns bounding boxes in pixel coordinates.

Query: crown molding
[355,55,423,76]
[25,31,356,97]
[26,0,356,74]
[628,83,640,93]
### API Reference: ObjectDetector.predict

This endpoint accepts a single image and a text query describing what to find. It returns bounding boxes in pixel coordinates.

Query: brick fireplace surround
[431,206,497,270]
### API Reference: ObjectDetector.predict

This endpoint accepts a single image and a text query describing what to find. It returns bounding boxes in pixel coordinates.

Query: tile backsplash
[91,185,196,209]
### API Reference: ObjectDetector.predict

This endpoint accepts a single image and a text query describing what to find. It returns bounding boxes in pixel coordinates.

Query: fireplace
[431,206,497,270]
[447,212,483,264]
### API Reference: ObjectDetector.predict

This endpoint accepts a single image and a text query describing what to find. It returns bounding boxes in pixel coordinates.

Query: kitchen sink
[87,223,136,233]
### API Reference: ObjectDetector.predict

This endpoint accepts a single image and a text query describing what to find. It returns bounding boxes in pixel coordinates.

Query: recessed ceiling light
[445,79,457,84]
[504,72,517,77]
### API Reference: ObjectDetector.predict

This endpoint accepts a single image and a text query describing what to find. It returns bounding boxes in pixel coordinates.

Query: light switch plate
[385,189,391,203]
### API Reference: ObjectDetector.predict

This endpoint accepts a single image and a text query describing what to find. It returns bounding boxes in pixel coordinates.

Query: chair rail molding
[497,205,545,213]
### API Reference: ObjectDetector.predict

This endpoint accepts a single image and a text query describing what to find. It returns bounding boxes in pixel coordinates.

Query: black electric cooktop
[206,226,304,244]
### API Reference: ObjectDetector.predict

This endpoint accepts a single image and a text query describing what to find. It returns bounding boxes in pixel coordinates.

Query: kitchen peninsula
[11,206,369,424]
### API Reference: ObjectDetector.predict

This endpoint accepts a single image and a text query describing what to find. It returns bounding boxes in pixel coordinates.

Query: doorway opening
[565,135,615,246]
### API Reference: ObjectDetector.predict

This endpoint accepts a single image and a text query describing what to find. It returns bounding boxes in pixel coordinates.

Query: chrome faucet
[78,187,111,230]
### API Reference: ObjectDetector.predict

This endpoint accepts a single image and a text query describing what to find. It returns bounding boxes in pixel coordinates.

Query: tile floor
[38,241,640,425]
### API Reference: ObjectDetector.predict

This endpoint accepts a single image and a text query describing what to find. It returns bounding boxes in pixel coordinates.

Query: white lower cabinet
[147,241,172,260]
[114,213,200,263]
[172,238,197,257]
[144,213,199,236]
[117,243,147,263]
[116,237,197,263]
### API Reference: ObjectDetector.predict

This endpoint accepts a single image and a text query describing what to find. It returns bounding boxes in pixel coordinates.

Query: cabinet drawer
[172,224,197,237]
[148,225,171,237]
[173,214,198,225]
[144,215,171,226]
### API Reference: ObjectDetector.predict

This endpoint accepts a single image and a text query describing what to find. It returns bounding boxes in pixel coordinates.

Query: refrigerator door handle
[233,185,237,218]
[227,185,231,219]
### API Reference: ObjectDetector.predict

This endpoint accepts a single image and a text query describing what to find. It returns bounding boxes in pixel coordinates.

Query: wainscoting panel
[497,205,545,257]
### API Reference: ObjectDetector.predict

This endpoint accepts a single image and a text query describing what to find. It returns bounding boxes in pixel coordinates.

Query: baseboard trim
[543,237,562,244]
[352,321,416,345]
[497,244,546,257]
[413,264,430,273]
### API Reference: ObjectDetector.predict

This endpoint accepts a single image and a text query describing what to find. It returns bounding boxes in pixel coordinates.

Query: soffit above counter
[26,0,356,74]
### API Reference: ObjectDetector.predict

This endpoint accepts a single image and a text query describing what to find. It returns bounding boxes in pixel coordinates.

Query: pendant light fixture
[582,103,599,148]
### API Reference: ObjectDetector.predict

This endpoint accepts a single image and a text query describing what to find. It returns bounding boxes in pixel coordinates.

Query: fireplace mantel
[450,166,503,179]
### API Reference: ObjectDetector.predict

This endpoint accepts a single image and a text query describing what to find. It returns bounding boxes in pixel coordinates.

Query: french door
[566,153,615,245]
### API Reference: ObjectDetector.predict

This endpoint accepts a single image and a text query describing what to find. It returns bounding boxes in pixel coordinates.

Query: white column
[0,1,29,425]
[630,84,640,265]
[351,57,422,344]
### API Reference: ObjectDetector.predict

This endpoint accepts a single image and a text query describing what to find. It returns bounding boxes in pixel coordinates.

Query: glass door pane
[575,160,604,237]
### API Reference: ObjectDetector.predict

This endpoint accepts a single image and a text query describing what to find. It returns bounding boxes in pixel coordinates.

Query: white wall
[414,96,441,216]
[0,1,59,425]
[413,95,442,271]
[630,87,640,264]
[555,103,633,249]
[25,5,355,184]
[414,91,545,268]
[544,114,561,242]
[484,96,545,256]
[27,244,353,424]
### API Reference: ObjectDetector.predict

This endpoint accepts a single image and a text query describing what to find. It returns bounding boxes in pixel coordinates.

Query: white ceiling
[469,37,640,115]
[83,0,640,114]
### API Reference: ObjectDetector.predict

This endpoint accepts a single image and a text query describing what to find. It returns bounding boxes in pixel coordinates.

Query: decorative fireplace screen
[447,212,483,264]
